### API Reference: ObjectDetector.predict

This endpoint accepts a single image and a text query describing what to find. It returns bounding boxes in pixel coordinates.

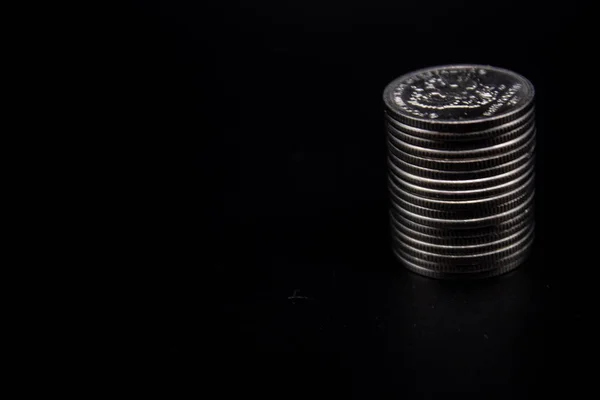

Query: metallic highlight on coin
[384,64,535,279]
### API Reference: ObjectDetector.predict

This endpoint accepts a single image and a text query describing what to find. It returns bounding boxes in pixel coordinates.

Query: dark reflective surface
[152,231,590,396]
[118,1,595,397]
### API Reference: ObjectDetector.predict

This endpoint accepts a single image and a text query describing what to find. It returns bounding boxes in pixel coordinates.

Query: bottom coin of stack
[383,65,536,279]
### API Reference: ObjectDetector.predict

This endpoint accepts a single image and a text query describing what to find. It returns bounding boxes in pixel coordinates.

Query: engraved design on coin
[391,67,527,120]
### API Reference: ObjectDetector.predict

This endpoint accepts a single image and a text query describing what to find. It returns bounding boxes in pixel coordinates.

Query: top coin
[383,65,534,132]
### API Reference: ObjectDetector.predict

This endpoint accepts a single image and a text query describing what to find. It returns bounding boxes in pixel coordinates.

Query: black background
[116,1,596,396]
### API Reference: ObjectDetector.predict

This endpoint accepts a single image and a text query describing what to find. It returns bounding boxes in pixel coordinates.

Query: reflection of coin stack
[383,65,535,279]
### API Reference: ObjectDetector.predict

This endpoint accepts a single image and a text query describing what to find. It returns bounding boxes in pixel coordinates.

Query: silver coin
[387,125,535,159]
[386,115,534,150]
[383,65,535,133]
[387,148,534,180]
[390,208,535,238]
[387,132,535,171]
[392,232,534,269]
[389,186,532,219]
[393,224,534,263]
[392,245,531,279]
[390,222,533,255]
[391,191,534,228]
[389,168,534,200]
[384,106,535,141]
[388,173,534,211]
[387,156,534,190]
[389,210,534,245]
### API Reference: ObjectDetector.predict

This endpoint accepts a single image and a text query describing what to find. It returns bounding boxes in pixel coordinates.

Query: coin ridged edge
[388,170,535,209]
[386,132,535,171]
[391,221,534,255]
[388,156,534,190]
[389,185,533,219]
[384,107,535,141]
[393,232,534,269]
[392,191,534,228]
[390,210,534,245]
[387,125,535,159]
[388,148,535,180]
[392,224,534,262]
[387,115,535,150]
[389,168,534,200]
[392,245,531,279]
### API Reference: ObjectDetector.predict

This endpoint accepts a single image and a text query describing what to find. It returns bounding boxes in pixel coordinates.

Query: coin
[392,233,533,269]
[392,245,531,279]
[390,222,533,255]
[387,149,534,180]
[389,186,532,219]
[384,107,535,141]
[386,132,535,171]
[391,191,534,228]
[390,210,534,246]
[390,209,534,239]
[388,169,534,200]
[388,173,535,210]
[387,156,534,190]
[383,65,535,133]
[387,124,535,159]
[386,115,535,150]
[392,224,534,263]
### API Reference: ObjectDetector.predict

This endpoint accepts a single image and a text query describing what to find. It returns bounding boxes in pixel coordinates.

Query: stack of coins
[383,65,535,279]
